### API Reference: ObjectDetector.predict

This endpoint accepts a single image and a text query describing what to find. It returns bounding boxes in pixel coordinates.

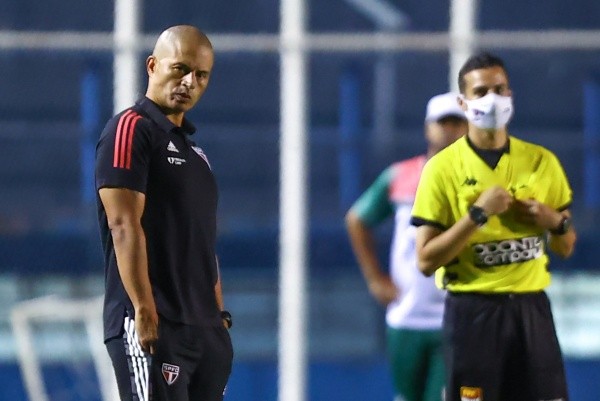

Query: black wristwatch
[220,310,233,329]
[550,216,571,235]
[468,205,488,226]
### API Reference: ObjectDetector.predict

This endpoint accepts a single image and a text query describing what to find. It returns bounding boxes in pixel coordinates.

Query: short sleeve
[542,150,573,211]
[350,166,394,227]
[95,110,152,194]
[410,157,453,230]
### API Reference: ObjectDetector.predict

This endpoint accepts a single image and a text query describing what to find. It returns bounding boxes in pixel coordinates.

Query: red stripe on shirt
[125,115,142,170]
[113,110,135,168]
[119,113,137,168]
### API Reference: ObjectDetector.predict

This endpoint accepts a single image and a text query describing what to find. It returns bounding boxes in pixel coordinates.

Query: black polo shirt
[95,97,221,341]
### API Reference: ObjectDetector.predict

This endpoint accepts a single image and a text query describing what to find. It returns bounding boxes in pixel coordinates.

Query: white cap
[425,92,465,122]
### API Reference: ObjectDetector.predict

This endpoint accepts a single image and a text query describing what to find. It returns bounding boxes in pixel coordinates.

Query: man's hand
[474,186,513,216]
[367,275,399,306]
[135,305,159,354]
[513,199,563,230]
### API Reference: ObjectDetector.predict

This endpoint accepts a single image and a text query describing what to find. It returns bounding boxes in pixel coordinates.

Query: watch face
[469,206,487,226]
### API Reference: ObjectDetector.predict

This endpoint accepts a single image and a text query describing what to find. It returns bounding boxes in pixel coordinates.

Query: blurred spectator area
[0,119,595,274]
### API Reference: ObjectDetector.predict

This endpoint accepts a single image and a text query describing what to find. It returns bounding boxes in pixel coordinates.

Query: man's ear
[457,95,468,112]
[146,55,157,76]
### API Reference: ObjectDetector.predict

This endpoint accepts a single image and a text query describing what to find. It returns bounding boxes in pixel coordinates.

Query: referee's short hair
[458,52,509,94]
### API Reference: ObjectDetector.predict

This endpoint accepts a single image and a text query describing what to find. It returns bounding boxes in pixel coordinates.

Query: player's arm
[345,167,397,305]
[345,210,397,305]
[99,187,158,353]
[415,186,514,276]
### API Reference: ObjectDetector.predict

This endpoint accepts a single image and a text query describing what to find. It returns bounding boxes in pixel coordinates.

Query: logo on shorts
[162,363,180,385]
[460,386,482,401]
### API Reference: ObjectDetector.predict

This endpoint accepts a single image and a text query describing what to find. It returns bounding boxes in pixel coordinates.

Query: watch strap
[550,216,570,235]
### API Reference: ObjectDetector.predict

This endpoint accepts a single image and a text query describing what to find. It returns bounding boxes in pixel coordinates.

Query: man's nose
[181,71,196,88]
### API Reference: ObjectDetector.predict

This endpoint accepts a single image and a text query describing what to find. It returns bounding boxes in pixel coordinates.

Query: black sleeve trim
[96,181,146,195]
[410,216,447,231]
[557,201,572,212]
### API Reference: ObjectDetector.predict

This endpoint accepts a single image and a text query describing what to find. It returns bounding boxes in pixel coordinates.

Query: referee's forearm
[417,216,479,275]
[549,228,577,258]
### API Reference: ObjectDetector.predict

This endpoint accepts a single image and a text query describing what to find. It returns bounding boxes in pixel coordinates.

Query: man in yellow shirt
[411,52,576,401]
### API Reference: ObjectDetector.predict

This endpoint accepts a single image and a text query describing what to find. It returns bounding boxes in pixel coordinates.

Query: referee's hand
[135,306,159,354]
[512,198,563,230]
[474,186,513,216]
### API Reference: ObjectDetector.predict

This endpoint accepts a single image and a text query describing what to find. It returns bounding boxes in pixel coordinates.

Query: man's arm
[513,200,576,257]
[345,210,397,305]
[99,187,158,353]
[214,256,231,329]
[415,185,514,276]
[415,219,479,276]
[548,210,576,257]
[215,274,224,311]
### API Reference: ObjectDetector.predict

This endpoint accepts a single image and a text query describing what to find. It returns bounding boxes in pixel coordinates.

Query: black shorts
[106,316,233,401]
[443,291,568,401]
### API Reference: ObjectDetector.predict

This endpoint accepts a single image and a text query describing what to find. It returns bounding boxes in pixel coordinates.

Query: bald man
[95,25,233,401]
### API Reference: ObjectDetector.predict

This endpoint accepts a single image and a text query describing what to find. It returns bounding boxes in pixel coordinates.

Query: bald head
[152,25,212,58]
[145,25,214,126]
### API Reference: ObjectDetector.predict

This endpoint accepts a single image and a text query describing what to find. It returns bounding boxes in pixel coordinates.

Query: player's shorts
[106,315,233,401]
[386,326,444,401]
[443,291,568,401]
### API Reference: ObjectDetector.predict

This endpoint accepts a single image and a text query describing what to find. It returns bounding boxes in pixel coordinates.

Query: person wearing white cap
[424,92,468,155]
[345,93,467,401]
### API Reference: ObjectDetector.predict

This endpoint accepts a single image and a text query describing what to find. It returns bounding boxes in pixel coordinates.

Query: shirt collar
[466,135,510,154]
[136,97,197,135]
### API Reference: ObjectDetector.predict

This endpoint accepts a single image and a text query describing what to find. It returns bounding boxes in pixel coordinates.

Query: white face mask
[462,93,514,130]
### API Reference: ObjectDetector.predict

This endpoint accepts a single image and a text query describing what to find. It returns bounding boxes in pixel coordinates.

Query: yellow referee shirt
[411,135,572,293]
